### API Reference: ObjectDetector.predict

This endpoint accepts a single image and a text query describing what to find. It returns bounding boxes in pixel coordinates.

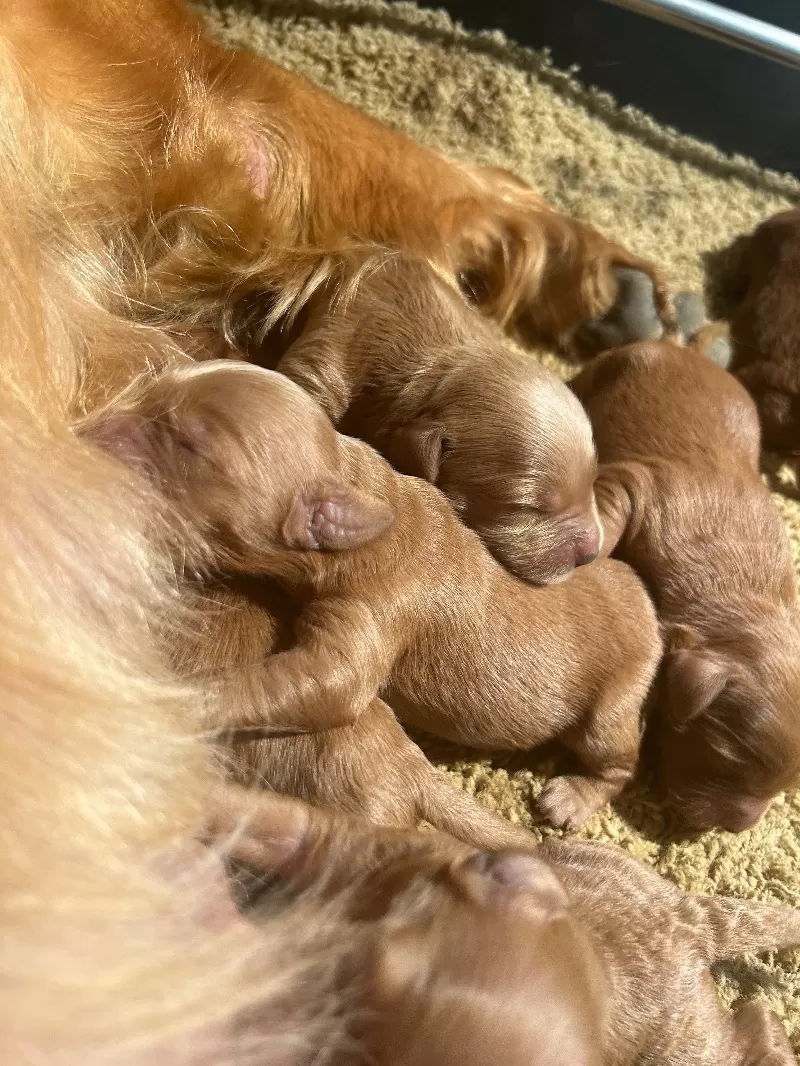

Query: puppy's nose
[718,797,770,833]
[573,524,601,568]
[682,795,770,833]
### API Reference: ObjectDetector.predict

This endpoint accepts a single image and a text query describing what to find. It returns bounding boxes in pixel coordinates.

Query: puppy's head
[219,794,605,1066]
[387,355,600,584]
[351,846,606,1066]
[81,361,394,571]
[658,622,800,832]
[734,361,800,454]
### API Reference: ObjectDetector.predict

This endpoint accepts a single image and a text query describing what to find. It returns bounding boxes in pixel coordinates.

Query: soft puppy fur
[0,0,671,398]
[212,788,608,1066]
[0,66,394,1066]
[274,255,600,584]
[543,839,800,1066]
[572,340,800,831]
[86,359,662,831]
[727,208,800,452]
[223,790,800,1066]
[174,578,535,850]
[0,3,634,1055]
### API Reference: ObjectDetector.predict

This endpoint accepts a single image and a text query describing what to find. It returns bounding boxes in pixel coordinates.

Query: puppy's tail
[680,894,800,961]
[417,773,536,852]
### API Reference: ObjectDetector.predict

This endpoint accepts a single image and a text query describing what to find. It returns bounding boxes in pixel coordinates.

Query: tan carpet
[203,0,800,1045]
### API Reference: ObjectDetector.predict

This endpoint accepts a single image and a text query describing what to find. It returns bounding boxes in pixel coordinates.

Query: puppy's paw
[578,266,664,353]
[536,775,611,831]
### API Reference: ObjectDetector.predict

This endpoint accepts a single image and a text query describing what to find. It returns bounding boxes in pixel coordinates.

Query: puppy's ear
[385,421,446,483]
[662,642,734,727]
[457,850,569,917]
[282,486,394,551]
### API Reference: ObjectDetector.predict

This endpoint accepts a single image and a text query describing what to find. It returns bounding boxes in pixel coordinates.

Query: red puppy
[86,360,661,831]
[573,340,800,831]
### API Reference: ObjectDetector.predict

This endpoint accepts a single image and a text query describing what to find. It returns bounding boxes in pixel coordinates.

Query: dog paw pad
[579,267,664,352]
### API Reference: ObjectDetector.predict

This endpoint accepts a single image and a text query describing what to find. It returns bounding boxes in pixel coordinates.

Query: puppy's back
[572,340,761,470]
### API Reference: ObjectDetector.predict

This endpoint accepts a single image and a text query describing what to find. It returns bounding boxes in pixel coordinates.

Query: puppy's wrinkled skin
[726,209,800,452]
[275,256,600,584]
[88,360,662,830]
[175,579,534,850]
[573,340,800,831]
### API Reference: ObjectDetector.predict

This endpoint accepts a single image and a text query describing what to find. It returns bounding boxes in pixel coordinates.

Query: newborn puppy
[572,340,800,831]
[275,255,600,584]
[726,208,800,452]
[175,579,535,850]
[87,360,661,830]
[212,786,607,1066]
[220,788,800,1066]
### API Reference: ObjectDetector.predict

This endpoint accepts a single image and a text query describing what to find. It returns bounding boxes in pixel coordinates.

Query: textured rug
[202,0,800,1044]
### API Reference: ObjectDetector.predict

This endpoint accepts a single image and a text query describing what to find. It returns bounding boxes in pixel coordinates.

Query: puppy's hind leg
[365,700,537,849]
[677,893,800,962]
[415,767,537,851]
[536,675,650,831]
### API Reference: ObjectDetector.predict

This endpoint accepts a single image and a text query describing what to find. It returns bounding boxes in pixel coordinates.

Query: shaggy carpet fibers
[203,0,800,1045]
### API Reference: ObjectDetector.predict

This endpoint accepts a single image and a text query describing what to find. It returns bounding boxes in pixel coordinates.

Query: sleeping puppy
[572,340,800,831]
[219,787,800,1066]
[211,787,607,1066]
[274,255,600,584]
[84,359,661,831]
[175,578,535,851]
[725,208,800,452]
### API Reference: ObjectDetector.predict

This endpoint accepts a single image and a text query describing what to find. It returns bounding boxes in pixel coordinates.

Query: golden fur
[573,340,800,832]
[85,360,662,832]
[275,255,600,584]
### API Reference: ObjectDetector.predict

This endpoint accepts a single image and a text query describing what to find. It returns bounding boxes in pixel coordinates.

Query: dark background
[399,0,800,177]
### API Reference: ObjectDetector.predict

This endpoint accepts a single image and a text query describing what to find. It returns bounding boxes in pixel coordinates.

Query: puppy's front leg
[537,686,644,832]
[537,622,659,830]
[210,600,397,735]
[277,332,353,423]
